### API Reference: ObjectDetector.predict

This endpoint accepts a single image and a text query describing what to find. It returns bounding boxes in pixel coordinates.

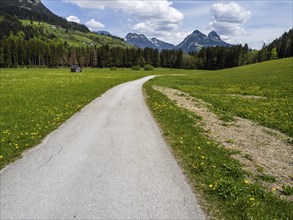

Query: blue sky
[42,0,293,49]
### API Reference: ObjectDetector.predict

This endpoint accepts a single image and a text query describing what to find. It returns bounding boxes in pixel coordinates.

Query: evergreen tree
[270,47,278,60]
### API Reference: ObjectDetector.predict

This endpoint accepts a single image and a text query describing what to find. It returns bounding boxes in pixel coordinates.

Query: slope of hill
[176,30,231,53]
[20,20,130,47]
[0,0,88,32]
[95,31,125,42]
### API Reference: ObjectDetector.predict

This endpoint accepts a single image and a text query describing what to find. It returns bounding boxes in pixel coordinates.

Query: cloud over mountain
[66,15,80,24]
[209,2,251,36]
[85,19,105,31]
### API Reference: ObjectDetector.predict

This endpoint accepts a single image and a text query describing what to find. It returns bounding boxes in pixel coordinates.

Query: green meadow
[144,58,293,219]
[0,58,292,219]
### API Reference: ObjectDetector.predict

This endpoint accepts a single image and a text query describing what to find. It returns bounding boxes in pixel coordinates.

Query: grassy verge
[150,58,293,137]
[145,82,292,219]
[0,67,184,169]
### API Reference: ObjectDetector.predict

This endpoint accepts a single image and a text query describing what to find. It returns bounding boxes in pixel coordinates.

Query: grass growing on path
[0,68,183,170]
[144,58,293,219]
[151,58,293,137]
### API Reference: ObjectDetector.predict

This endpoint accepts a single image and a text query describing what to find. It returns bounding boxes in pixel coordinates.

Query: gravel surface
[0,76,206,220]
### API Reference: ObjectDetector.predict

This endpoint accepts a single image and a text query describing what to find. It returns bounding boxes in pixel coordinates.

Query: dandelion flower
[209,184,213,188]
[244,180,249,184]
[0,155,3,159]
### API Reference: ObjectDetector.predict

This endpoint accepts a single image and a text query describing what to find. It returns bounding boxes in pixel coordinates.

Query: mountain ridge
[176,30,231,53]
[125,30,231,52]
[125,33,158,49]
[125,33,176,50]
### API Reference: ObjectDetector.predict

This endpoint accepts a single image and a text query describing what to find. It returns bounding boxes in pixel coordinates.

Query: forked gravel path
[153,86,293,194]
[0,76,205,220]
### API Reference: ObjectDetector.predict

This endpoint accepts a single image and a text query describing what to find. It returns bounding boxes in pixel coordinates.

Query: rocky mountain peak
[208,31,221,41]
[176,30,231,53]
[192,30,205,36]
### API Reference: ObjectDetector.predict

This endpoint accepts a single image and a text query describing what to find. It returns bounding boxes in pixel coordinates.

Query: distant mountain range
[125,30,231,52]
[124,33,175,50]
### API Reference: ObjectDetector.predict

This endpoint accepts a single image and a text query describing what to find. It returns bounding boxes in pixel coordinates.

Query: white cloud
[162,31,192,45]
[65,0,183,21]
[65,0,183,40]
[210,2,251,23]
[85,19,105,31]
[66,15,81,24]
[210,2,251,37]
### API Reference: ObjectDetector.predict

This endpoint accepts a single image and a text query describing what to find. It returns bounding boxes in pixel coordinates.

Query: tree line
[0,29,292,69]
[0,31,183,68]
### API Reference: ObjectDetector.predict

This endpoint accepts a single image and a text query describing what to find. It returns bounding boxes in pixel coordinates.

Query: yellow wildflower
[0,155,3,159]
[249,198,255,201]
[244,180,249,184]
[209,184,213,188]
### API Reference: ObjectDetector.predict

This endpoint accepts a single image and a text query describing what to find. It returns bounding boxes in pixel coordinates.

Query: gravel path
[0,76,205,220]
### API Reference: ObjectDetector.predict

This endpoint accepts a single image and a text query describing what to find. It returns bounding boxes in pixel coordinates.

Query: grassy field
[0,68,184,169]
[145,58,293,219]
[1,60,292,218]
[148,58,293,137]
